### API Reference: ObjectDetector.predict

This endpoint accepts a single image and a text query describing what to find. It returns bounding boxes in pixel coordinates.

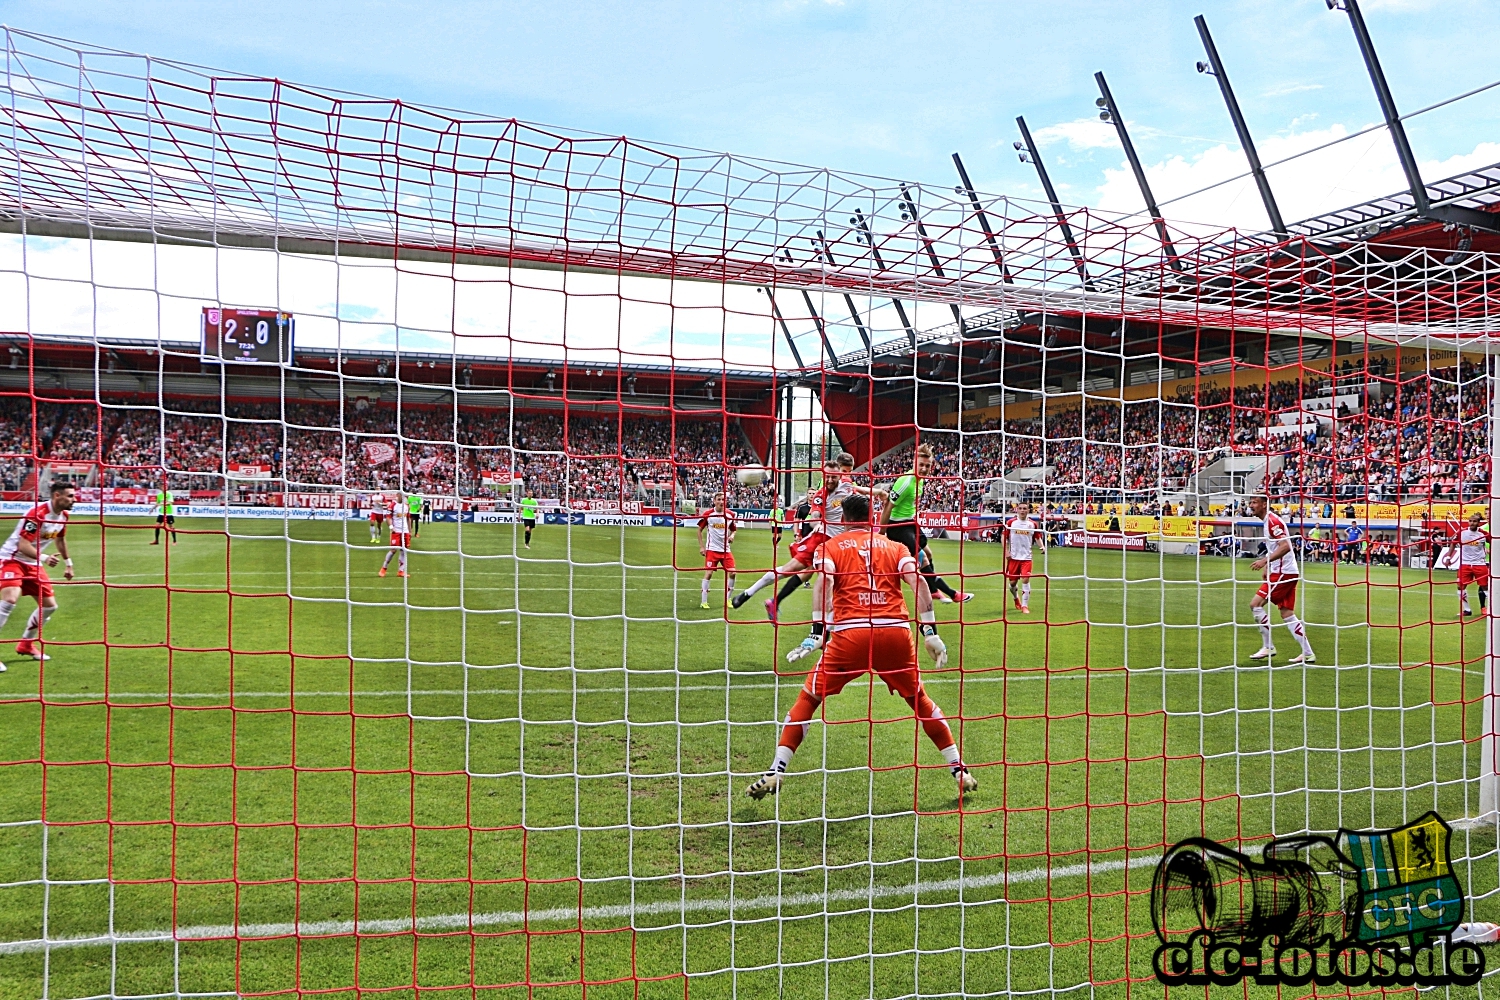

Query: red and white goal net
[2,27,1499,999]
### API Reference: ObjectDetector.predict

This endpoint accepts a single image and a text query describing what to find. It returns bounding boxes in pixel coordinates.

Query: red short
[390,533,410,548]
[0,559,53,600]
[1257,575,1299,611]
[370,512,385,524]
[789,531,829,566]
[802,625,922,701]
[705,549,735,571]
[1005,558,1033,581]
[1458,564,1490,587]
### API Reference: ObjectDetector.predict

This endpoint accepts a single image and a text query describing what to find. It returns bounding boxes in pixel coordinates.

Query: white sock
[0,599,14,630]
[701,579,711,601]
[400,551,408,572]
[1461,589,1472,612]
[941,743,963,773]
[1283,614,1313,656]
[772,744,796,773]
[743,571,777,597]
[1253,605,1273,648]
[1020,582,1031,605]
[22,606,54,640]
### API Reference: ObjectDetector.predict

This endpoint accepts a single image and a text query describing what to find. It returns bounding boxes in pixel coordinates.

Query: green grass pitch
[0,516,1494,999]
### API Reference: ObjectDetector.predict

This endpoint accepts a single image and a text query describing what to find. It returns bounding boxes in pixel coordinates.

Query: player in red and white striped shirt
[1248,495,1315,664]
[697,497,738,609]
[0,482,77,671]
[1456,511,1489,617]
[379,500,411,578]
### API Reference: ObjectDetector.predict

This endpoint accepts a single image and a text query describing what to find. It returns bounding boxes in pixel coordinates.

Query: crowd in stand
[870,358,1491,511]
[0,357,1488,510]
[0,396,775,507]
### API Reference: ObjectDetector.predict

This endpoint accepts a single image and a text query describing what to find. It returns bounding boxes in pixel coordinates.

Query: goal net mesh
[1,27,1497,999]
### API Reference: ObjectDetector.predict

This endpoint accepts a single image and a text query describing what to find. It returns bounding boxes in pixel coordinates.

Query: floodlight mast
[849,207,920,354]
[763,288,807,370]
[897,182,966,333]
[1331,0,1500,233]
[949,152,1013,283]
[1194,15,1286,236]
[1094,71,1183,268]
[813,231,873,352]
[1015,116,1094,290]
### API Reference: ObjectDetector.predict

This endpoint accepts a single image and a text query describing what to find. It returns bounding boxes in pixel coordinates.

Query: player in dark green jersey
[520,490,539,549]
[881,442,971,603]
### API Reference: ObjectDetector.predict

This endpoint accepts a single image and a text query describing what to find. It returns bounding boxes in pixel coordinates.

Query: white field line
[8,662,1471,702]
[0,854,1160,955]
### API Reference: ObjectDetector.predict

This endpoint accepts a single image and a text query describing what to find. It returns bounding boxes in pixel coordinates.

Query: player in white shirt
[1002,502,1041,614]
[0,481,77,671]
[1456,511,1489,617]
[1248,494,1315,663]
[697,497,738,608]
[366,493,386,543]
[379,500,411,578]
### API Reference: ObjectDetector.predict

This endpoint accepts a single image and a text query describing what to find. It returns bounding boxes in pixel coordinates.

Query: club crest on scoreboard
[1150,811,1482,987]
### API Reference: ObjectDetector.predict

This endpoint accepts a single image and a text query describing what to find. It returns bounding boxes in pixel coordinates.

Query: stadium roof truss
[3,27,1499,375]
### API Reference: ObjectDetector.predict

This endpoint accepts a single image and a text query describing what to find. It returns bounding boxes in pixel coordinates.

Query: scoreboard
[201,308,294,365]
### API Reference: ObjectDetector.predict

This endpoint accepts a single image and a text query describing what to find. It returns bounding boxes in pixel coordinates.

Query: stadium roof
[3,26,1500,376]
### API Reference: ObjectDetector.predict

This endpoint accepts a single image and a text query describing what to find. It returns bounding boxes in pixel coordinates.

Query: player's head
[1470,511,1485,527]
[1014,501,1031,517]
[51,480,76,510]
[840,493,871,527]
[715,494,726,511]
[914,442,935,477]
[1249,494,1268,516]
[823,451,854,486]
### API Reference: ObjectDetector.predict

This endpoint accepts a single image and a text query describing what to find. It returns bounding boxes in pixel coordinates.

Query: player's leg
[700,566,713,608]
[369,517,379,542]
[168,515,177,543]
[1277,590,1314,662]
[398,547,408,576]
[153,515,162,544]
[734,555,807,607]
[1018,565,1032,613]
[524,520,534,548]
[748,651,849,799]
[0,582,20,672]
[877,630,976,794]
[1460,581,1473,616]
[379,547,395,576]
[1249,588,1276,658]
[16,593,58,661]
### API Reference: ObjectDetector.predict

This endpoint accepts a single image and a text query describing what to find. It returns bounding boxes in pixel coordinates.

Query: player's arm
[697,519,707,553]
[900,559,947,668]
[54,531,73,579]
[1252,536,1291,570]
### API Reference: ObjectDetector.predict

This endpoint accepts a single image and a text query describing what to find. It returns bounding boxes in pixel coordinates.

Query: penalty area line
[0,854,1160,955]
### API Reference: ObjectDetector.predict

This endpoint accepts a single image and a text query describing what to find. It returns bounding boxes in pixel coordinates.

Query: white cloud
[1091,121,1500,234]
[1030,118,1121,152]
[1263,82,1324,99]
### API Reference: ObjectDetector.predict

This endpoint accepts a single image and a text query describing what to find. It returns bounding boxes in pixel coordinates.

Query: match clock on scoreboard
[201,307,294,365]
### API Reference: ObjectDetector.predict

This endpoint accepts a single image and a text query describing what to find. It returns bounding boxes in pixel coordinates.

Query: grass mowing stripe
[0,854,1162,955]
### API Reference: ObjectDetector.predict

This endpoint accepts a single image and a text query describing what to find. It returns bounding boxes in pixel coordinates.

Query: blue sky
[4,0,1499,228]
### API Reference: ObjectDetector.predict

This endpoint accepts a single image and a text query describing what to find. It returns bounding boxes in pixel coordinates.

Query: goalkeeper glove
[786,635,823,663]
[921,625,947,669]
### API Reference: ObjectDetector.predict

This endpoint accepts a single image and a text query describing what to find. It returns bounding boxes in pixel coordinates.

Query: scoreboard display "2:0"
[201,307,294,365]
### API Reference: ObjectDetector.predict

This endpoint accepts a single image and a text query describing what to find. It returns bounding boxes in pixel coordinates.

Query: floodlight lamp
[1195,61,1212,75]
[1099,111,1112,122]
[1012,140,1024,151]
[1018,153,1030,164]
[1095,97,1108,109]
